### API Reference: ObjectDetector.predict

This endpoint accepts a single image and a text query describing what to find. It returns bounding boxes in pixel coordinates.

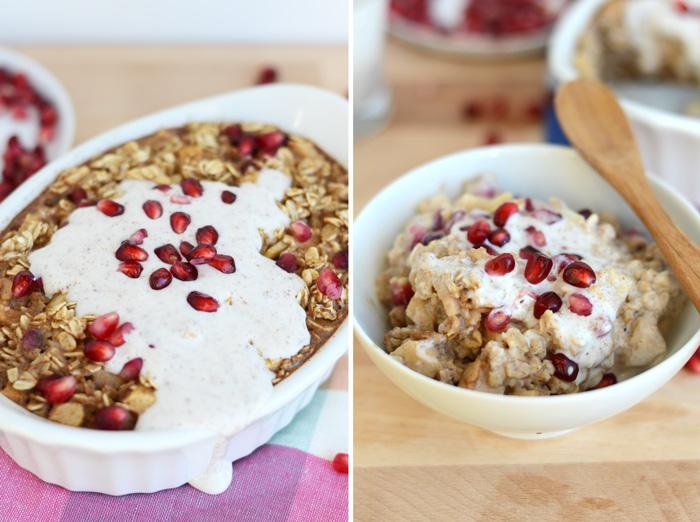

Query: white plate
[0,83,348,495]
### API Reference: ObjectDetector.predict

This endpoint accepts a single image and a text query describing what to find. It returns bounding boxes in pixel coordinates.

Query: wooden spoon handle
[555,80,700,313]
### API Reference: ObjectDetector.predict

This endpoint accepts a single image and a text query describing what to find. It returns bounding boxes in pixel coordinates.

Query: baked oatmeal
[377,174,684,395]
[0,122,348,431]
[576,0,700,86]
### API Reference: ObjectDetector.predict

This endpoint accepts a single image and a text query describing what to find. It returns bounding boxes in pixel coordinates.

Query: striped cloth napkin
[0,355,348,522]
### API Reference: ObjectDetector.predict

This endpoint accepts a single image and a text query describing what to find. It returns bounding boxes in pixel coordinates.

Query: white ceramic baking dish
[548,0,700,205]
[0,83,349,495]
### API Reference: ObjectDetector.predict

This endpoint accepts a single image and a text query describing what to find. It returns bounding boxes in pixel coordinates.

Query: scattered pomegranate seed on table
[256,66,278,85]
[332,453,349,474]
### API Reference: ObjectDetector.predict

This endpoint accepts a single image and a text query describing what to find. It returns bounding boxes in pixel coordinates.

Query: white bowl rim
[548,0,700,137]
[353,143,700,406]
[0,83,349,452]
[0,45,76,158]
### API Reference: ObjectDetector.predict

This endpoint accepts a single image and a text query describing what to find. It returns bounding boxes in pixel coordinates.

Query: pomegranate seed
[589,373,617,390]
[180,241,195,257]
[119,358,143,381]
[84,340,116,362]
[484,131,502,145]
[466,220,491,244]
[69,188,87,204]
[257,66,278,85]
[115,242,148,262]
[550,353,579,382]
[208,255,236,274]
[675,1,689,13]
[117,260,143,278]
[97,199,124,217]
[143,200,163,219]
[462,100,483,120]
[578,208,592,219]
[108,322,134,347]
[221,190,237,204]
[170,212,191,234]
[531,208,562,225]
[170,261,198,281]
[686,354,700,374]
[524,253,553,284]
[154,244,181,264]
[257,132,287,153]
[291,221,312,242]
[238,135,257,156]
[276,252,297,273]
[484,253,515,276]
[11,270,38,297]
[317,268,343,300]
[569,293,593,316]
[488,228,510,247]
[332,248,349,270]
[153,184,171,192]
[485,306,511,332]
[422,231,445,245]
[189,244,217,262]
[196,225,219,246]
[519,246,541,260]
[524,198,534,212]
[493,202,519,227]
[150,268,173,290]
[533,292,562,319]
[525,226,546,247]
[431,210,445,231]
[95,405,130,430]
[224,125,242,145]
[563,262,596,288]
[181,178,203,198]
[128,228,148,246]
[21,328,43,351]
[170,195,192,205]
[473,243,498,256]
[78,200,97,208]
[332,453,349,474]
[390,279,414,307]
[37,375,77,404]
[187,291,220,312]
[88,311,120,340]
[409,224,427,249]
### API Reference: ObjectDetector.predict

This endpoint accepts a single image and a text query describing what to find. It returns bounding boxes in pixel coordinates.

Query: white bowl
[0,83,348,494]
[0,46,75,166]
[548,0,700,205]
[353,144,700,439]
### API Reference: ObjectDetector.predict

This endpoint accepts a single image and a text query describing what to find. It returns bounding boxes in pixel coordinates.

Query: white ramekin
[0,84,348,495]
[0,46,75,162]
[548,0,700,205]
[354,144,700,439]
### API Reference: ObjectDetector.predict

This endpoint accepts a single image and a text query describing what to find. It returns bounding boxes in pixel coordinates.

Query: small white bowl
[0,83,348,494]
[353,144,700,439]
[548,0,700,205]
[0,46,75,166]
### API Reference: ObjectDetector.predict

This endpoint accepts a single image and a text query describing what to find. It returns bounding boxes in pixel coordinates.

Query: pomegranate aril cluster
[1,69,58,202]
[101,179,243,313]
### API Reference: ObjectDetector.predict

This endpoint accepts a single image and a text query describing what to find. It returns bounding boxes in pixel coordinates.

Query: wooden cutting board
[354,39,700,522]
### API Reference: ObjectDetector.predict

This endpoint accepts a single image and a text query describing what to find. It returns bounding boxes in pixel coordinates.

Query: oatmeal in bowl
[378,173,683,395]
[0,84,348,494]
[353,144,700,438]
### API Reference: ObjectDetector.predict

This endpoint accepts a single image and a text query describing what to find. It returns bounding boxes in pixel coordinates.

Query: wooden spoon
[555,79,700,313]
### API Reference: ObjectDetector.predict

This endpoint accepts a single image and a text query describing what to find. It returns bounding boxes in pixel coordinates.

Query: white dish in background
[0,46,75,168]
[353,144,700,439]
[0,83,348,495]
[548,0,700,205]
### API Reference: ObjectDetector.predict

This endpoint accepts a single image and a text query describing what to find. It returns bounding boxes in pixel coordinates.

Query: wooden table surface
[354,39,700,522]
